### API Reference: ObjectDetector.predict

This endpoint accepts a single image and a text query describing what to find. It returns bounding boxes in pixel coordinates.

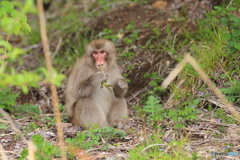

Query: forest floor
[0,0,240,160]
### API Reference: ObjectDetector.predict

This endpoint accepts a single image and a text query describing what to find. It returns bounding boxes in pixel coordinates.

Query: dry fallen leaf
[128,3,137,7]
[68,146,90,159]
[152,1,167,10]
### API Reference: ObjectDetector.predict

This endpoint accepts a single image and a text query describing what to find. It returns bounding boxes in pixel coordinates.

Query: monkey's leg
[107,98,128,129]
[72,97,109,128]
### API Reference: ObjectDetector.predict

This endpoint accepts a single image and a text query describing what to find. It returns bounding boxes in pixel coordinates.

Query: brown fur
[65,39,128,129]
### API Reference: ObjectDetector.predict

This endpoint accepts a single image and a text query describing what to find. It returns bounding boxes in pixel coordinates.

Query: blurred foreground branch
[37,0,66,159]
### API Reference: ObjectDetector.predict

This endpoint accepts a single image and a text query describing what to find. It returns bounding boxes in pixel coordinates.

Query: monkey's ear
[85,45,94,56]
[104,40,117,55]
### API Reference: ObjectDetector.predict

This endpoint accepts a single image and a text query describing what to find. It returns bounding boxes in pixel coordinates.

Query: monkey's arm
[65,60,94,117]
[113,79,128,97]
[78,72,107,97]
[66,71,106,118]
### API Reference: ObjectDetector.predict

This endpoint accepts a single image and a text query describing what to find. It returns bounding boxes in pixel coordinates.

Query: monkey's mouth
[97,64,106,71]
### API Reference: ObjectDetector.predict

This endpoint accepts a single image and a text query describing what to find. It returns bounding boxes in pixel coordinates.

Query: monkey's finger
[116,80,127,89]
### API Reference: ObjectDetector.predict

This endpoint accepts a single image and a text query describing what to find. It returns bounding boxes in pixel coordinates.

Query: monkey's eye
[100,50,106,54]
[92,51,98,55]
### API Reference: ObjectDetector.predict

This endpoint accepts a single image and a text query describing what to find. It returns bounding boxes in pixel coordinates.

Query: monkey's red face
[92,50,107,71]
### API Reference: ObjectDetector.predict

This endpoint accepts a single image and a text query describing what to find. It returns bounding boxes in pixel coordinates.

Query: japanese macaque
[65,39,128,129]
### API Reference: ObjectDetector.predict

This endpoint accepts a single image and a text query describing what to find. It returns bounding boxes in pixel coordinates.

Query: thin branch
[141,144,167,154]
[226,0,234,8]
[184,54,240,121]
[161,53,240,121]
[37,0,66,159]
[0,35,9,69]
[0,142,8,160]
[161,58,188,88]
[52,37,63,60]
[28,141,36,160]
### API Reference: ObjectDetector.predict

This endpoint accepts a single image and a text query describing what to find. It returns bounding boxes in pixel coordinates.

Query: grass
[129,136,194,160]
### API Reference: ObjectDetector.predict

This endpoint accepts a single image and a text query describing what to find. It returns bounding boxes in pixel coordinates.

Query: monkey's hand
[113,79,128,97]
[115,79,128,89]
[90,72,108,85]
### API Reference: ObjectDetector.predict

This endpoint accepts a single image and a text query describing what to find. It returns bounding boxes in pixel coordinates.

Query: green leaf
[227,45,236,53]
[234,43,240,50]
[12,21,22,35]
[8,48,25,60]
[21,86,28,94]
[227,7,237,11]
[220,17,228,26]
[233,29,240,35]
[21,22,31,33]
[1,1,14,13]
[151,72,158,77]
[150,81,157,86]
[152,27,161,36]
[223,33,231,40]
[22,0,37,14]
[11,11,27,22]
[1,17,15,34]
[230,16,240,23]
[213,6,222,11]
[143,73,150,78]
[0,40,12,52]
[192,98,200,106]
[0,7,6,17]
